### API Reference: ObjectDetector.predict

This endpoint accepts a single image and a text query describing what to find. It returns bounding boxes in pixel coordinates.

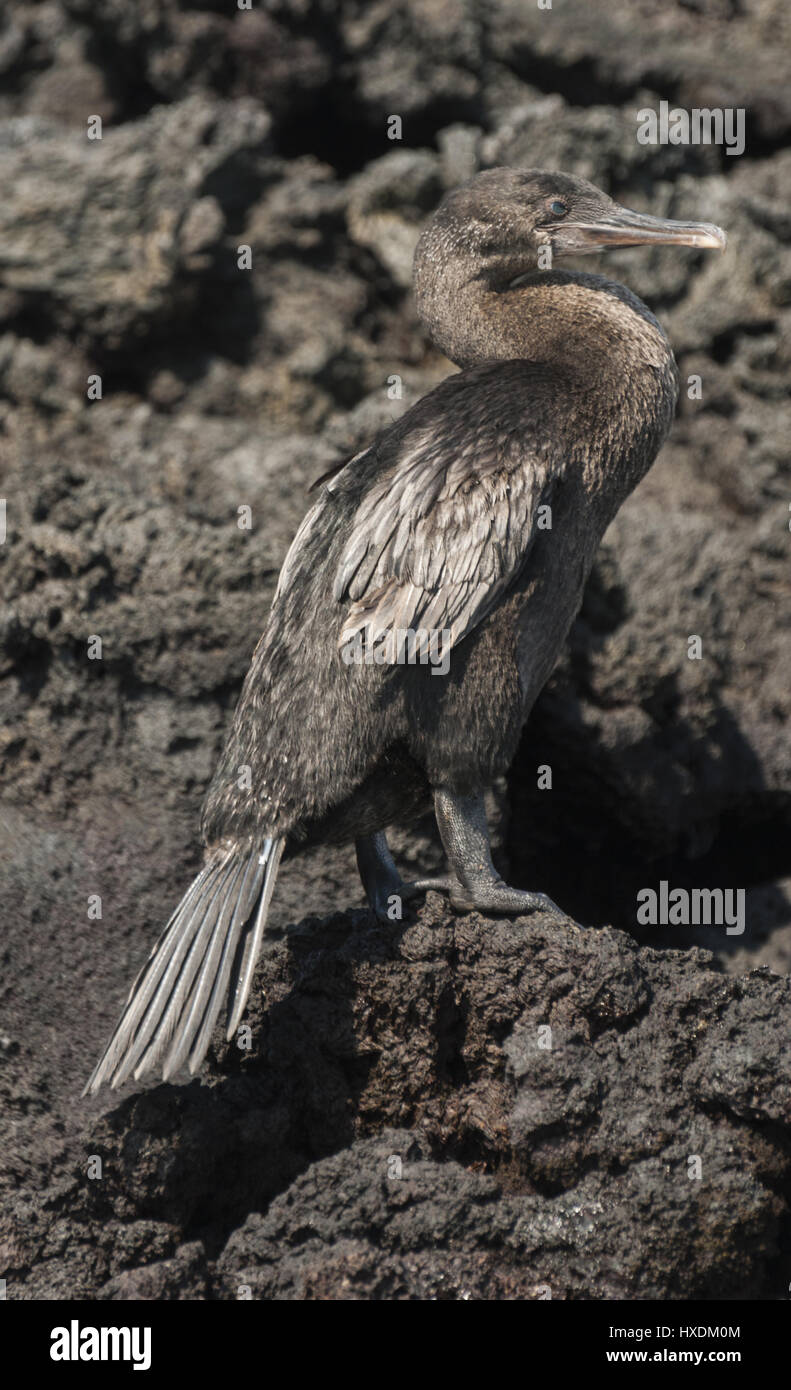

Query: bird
[84,169,726,1094]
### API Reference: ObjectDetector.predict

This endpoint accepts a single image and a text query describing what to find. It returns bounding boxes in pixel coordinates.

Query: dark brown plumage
[85,169,725,1092]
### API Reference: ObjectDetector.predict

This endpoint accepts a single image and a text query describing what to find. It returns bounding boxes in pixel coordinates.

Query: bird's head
[413,168,726,367]
[417,168,726,291]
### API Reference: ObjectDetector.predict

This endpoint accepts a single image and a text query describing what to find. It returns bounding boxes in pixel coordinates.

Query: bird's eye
[550,200,568,217]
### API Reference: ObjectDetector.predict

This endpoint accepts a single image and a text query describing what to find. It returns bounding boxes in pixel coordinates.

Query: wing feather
[271,364,562,660]
[335,413,556,654]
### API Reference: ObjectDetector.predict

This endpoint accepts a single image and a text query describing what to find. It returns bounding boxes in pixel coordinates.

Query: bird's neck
[417,266,671,376]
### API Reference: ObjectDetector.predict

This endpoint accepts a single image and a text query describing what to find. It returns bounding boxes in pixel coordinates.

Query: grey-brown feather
[82,840,281,1093]
[336,429,554,649]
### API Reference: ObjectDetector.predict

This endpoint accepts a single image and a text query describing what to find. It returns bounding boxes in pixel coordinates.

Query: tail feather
[178,849,267,1076]
[82,839,284,1095]
[115,853,239,1087]
[158,853,253,1081]
[129,851,244,1086]
[226,837,284,1039]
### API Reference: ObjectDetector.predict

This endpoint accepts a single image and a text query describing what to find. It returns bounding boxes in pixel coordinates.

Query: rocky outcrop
[3,903,790,1300]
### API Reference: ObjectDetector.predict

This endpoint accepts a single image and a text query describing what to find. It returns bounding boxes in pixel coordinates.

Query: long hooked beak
[568,205,727,252]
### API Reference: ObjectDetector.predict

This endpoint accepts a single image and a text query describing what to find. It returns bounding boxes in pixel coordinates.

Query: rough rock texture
[0,1,789,1300]
[4,903,790,1300]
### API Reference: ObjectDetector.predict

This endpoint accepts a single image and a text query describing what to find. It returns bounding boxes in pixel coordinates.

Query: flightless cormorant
[85,170,725,1092]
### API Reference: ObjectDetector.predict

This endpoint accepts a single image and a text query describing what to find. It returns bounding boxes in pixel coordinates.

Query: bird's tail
[83,837,284,1095]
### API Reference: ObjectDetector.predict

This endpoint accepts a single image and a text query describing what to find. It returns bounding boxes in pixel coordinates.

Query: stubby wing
[334,418,556,654]
[273,441,371,609]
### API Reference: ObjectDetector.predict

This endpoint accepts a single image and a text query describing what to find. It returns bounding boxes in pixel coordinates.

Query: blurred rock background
[0,0,789,1299]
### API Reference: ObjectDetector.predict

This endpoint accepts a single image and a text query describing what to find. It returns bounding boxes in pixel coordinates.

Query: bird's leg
[433,787,566,919]
[355,801,566,922]
[356,831,405,921]
[356,830,461,919]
